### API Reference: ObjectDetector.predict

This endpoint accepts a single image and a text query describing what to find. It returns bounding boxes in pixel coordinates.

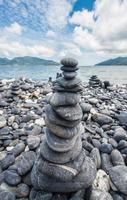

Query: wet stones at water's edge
[0,57,126,199]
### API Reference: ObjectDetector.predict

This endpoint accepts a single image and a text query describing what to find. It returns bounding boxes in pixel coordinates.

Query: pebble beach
[0,76,127,200]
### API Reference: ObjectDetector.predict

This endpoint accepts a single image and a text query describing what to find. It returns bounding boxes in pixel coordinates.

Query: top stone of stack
[61,58,78,68]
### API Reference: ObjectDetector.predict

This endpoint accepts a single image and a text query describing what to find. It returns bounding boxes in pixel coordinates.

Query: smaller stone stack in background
[31,58,97,193]
[0,80,6,92]
[11,81,21,96]
[89,75,101,88]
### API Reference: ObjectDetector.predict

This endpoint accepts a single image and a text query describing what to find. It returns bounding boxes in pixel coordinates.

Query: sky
[0,0,127,65]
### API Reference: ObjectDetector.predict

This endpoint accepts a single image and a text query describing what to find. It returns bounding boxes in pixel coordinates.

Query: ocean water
[0,64,127,84]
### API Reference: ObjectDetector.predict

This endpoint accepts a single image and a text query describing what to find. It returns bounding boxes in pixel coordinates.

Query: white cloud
[4,22,23,35]
[45,0,74,30]
[69,9,94,29]
[70,0,127,58]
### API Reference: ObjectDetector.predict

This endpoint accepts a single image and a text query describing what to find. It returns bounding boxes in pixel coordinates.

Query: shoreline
[0,78,127,199]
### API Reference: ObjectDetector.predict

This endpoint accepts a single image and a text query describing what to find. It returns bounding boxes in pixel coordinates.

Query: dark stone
[16,184,29,198]
[82,141,94,152]
[16,151,36,176]
[10,143,25,157]
[109,165,127,195]
[118,140,127,150]
[45,117,83,139]
[111,149,125,166]
[100,143,113,154]
[50,92,81,107]
[92,113,113,125]
[27,136,40,150]
[53,83,83,93]
[40,137,82,164]
[1,152,15,170]
[90,148,101,169]
[55,77,81,89]
[61,66,79,72]
[4,170,21,186]
[0,189,16,200]
[61,58,78,67]
[80,103,92,113]
[53,104,82,121]
[45,128,79,152]
[45,105,80,127]
[63,71,77,79]
[113,127,127,142]
[31,156,96,192]
[101,153,113,174]
[38,150,86,181]
[29,189,52,200]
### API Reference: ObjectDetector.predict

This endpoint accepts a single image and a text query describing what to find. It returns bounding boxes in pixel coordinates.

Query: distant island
[95,57,127,66]
[0,56,59,65]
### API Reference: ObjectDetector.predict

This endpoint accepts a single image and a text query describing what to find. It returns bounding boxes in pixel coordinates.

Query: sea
[0,65,127,85]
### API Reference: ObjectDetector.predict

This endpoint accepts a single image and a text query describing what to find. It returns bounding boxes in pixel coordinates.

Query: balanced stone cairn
[89,75,101,88]
[31,58,97,192]
[11,82,21,96]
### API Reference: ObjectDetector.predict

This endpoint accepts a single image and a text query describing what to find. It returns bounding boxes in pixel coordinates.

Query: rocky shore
[0,76,127,200]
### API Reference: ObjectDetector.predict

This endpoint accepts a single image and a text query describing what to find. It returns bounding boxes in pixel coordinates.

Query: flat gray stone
[4,170,21,186]
[40,137,82,164]
[50,92,81,107]
[55,77,81,89]
[36,150,86,181]
[53,104,82,121]
[63,71,77,79]
[31,156,96,192]
[53,83,83,93]
[45,117,84,139]
[109,166,127,195]
[45,105,80,127]
[45,128,79,152]
[61,58,78,67]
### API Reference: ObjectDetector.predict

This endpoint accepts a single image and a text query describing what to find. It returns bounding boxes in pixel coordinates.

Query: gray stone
[45,117,84,139]
[63,71,77,79]
[101,153,113,174]
[90,190,113,200]
[50,92,81,107]
[53,83,83,93]
[1,152,15,170]
[45,128,79,152]
[113,127,127,142]
[45,105,80,127]
[10,143,25,157]
[61,58,78,67]
[15,151,36,176]
[92,113,113,125]
[40,137,82,164]
[111,149,125,166]
[0,116,6,128]
[100,143,113,154]
[55,77,81,89]
[16,184,29,198]
[116,111,127,126]
[80,102,92,113]
[27,136,40,150]
[38,150,86,181]
[0,189,16,200]
[109,165,127,195]
[60,66,79,72]
[4,170,21,186]
[53,104,82,121]
[31,156,96,192]
[90,148,101,169]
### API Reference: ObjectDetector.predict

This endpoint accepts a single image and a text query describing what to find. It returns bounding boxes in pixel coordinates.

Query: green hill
[95,57,127,66]
[0,56,59,65]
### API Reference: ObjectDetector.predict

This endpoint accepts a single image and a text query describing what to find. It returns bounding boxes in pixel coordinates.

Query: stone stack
[11,82,21,96]
[0,80,5,92]
[89,75,101,88]
[31,58,97,193]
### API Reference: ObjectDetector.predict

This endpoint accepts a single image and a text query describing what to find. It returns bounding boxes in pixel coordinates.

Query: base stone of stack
[31,156,97,193]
